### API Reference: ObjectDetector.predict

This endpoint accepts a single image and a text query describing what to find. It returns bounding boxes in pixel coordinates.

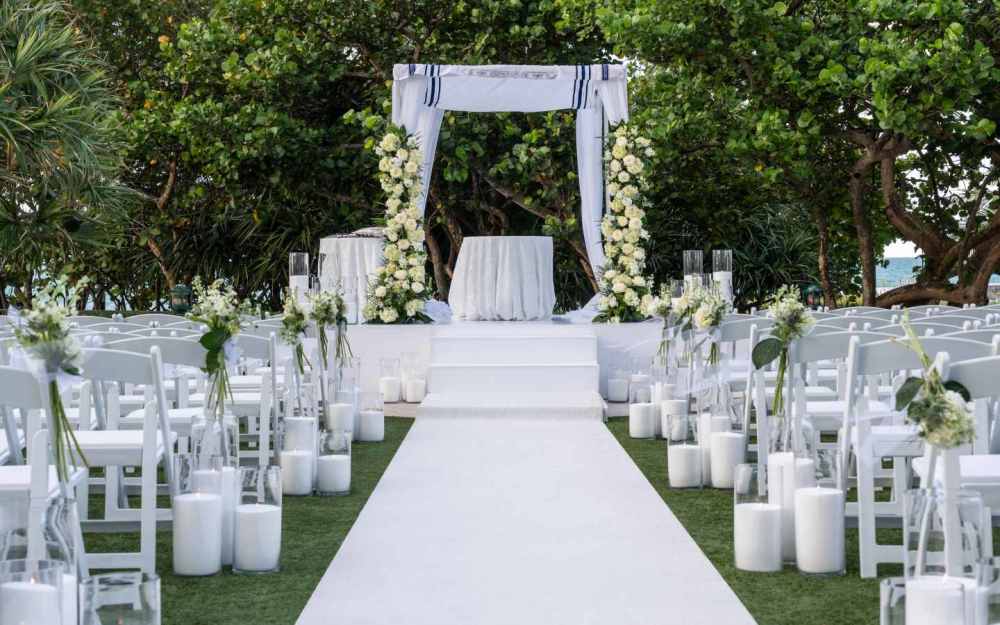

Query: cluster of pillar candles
[377,355,427,404]
[623,375,847,578]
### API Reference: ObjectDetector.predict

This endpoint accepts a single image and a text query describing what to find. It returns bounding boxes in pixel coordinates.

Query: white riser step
[418,392,604,420]
[430,335,596,365]
[429,363,599,394]
[432,323,595,338]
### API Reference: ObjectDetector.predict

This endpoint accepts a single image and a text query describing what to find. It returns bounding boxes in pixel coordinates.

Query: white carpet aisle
[296,418,757,625]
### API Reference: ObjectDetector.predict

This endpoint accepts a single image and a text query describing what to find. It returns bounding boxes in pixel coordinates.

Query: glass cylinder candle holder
[879,577,906,625]
[317,429,352,497]
[317,253,329,290]
[666,410,703,490]
[903,488,986,580]
[172,454,227,576]
[0,559,65,625]
[234,466,282,574]
[606,367,630,403]
[326,381,356,436]
[629,357,652,404]
[682,249,703,279]
[81,572,160,625]
[733,463,782,572]
[713,249,734,304]
[378,358,402,403]
[358,391,385,442]
[289,252,310,299]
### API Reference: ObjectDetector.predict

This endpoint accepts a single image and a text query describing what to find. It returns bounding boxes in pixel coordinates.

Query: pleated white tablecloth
[319,236,384,323]
[449,236,556,321]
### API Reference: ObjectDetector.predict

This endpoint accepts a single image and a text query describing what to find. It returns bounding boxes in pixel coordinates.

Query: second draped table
[319,235,384,323]
[448,236,556,321]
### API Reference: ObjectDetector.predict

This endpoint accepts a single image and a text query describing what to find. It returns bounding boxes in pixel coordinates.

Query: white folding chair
[844,335,996,577]
[72,347,175,573]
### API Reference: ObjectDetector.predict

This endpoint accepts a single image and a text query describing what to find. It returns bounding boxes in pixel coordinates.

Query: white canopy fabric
[390,63,630,277]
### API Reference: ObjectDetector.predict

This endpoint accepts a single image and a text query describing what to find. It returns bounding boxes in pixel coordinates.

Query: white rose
[380,308,399,323]
[618,171,630,183]
[610,159,622,173]
[390,167,403,179]
[411,282,424,294]
[374,286,387,298]
[612,282,626,293]
[611,144,627,159]
[404,161,419,174]
[394,269,408,280]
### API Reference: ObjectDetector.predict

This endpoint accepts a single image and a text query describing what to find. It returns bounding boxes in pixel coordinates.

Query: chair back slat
[942,355,1000,401]
[81,348,156,385]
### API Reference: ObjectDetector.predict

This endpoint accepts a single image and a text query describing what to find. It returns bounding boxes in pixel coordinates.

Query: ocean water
[878,257,1000,288]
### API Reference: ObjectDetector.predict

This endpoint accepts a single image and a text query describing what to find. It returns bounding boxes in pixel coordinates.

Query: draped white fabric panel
[389,63,629,279]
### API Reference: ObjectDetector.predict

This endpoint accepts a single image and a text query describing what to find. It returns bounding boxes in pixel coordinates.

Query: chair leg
[858,441,879,578]
[140,459,157,575]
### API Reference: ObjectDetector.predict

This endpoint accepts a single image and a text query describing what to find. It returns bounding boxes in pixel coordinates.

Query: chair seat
[912,455,1000,510]
[853,424,923,458]
[807,399,892,419]
[121,407,202,435]
[72,430,176,466]
[228,375,263,390]
[187,392,261,417]
[766,385,838,401]
[0,465,86,495]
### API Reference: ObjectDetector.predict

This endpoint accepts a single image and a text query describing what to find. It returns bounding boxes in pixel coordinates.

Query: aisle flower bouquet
[280,293,311,377]
[12,276,89,484]
[309,290,351,366]
[595,124,654,323]
[186,277,242,422]
[894,313,974,576]
[644,288,673,366]
[365,126,431,324]
[691,288,730,366]
[751,285,814,416]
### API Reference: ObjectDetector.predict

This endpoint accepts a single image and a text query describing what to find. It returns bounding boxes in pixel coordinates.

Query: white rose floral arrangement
[751,285,815,415]
[594,124,655,323]
[364,126,432,324]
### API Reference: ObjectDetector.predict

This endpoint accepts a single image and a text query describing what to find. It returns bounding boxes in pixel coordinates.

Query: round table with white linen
[319,235,384,323]
[448,236,556,321]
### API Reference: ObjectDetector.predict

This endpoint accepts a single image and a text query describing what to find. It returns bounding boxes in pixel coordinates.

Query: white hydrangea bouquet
[643,287,673,366]
[365,126,431,324]
[12,276,89,484]
[594,124,654,323]
[308,290,350,366]
[751,285,814,415]
[690,286,730,366]
[186,277,242,422]
[280,292,312,415]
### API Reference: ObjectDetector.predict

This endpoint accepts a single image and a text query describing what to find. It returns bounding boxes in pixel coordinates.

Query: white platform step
[418,392,604,420]
[429,363,599,394]
[431,335,596,365]
[432,322,595,337]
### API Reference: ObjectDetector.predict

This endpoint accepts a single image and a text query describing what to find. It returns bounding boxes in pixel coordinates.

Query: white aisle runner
[297,418,757,625]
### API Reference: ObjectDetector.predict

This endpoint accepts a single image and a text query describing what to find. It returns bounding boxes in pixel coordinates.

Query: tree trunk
[813,205,837,308]
[425,226,451,300]
[849,165,877,305]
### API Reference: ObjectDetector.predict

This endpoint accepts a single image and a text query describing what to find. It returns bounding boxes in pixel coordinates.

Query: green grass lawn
[605,417,885,625]
[84,417,413,625]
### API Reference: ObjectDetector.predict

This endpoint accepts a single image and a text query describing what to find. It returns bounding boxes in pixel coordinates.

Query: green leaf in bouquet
[895,377,924,411]
[752,337,783,369]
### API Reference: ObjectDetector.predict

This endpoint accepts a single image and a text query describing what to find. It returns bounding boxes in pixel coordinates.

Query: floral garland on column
[595,125,655,323]
[364,126,431,324]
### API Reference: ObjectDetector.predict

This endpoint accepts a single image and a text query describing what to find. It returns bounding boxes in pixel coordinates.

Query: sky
[884,239,918,258]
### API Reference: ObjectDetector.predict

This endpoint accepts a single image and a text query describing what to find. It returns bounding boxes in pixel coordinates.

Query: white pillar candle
[628,403,656,439]
[607,378,629,403]
[668,444,703,488]
[733,502,782,572]
[316,455,351,494]
[280,450,315,495]
[405,378,426,403]
[714,271,734,303]
[172,493,223,575]
[794,487,845,574]
[710,432,745,488]
[905,577,966,625]
[661,400,688,441]
[220,466,237,567]
[62,574,77,625]
[378,377,401,403]
[767,452,816,561]
[0,580,60,625]
[234,503,282,572]
[283,416,316,451]
[326,403,354,432]
[359,410,384,442]
[651,384,664,437]
[698,413,732,485]
[289,275,310,299]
